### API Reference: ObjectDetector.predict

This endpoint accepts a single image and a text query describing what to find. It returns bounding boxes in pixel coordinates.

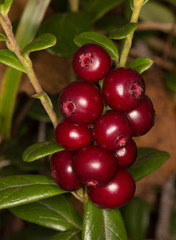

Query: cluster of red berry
[51,43,155,209]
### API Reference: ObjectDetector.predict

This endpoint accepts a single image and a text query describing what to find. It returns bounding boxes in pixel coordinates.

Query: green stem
[69,0,79,12]
[0,13,58,128]
[119,0,144,67]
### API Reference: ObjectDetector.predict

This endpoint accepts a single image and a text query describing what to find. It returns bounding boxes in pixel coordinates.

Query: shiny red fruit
[72,145,118,187]
[93,111,133,150]
[59,81,103,125]
[87,168,136,209]
[126,95,155,136]
[55,120,92,150]
[72,43,111,82]
[103,67,145,112]
[114,139,137,167]
[51,150,83,191]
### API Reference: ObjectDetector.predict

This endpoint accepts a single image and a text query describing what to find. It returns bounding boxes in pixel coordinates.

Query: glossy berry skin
[72,43,111,82]
[103,68,145,112]
[55,120,92,150]
[59,81,104,125]
[93,111,133,150]
[114,139,137,168]
[72,145,118,187]
[126,95,155,136]
[51,150,83,191]
[87,168,136,209]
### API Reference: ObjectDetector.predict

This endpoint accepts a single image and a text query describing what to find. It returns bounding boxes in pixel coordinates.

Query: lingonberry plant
[0,0,170,240]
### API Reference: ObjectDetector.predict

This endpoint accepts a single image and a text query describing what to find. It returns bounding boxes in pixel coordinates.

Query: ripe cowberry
[72,145,118,187]
[102,68,145,112]
[114,139,137,167]
[126,95,155,136]
[72,43,111,82]
[93,111,132,150]
[59,81,103,125]
[87,168,136,209]
[55,120,92,150]
[51,150,83,191]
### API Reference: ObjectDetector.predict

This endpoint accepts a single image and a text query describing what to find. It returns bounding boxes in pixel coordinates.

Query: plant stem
[119,0,144,67]
[69,0,79,12]
[0,13,58,128]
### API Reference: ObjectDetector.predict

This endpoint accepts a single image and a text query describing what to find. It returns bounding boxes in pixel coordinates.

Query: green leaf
[40,12,92,57]
[129,148,170,182]
[122,197,150,240]
[0,175,65,209]
[83,199,127,240]
[0,50,25,72]
[0,0,13,14]
[109,23,138,40]
[165,71,176,91]
[82,0,124,22]
[128,57,153,73]
[23,140,64,162]
[51,230,82,240]
[22,33,56,55]
[10,195,82,231]
[74,32,119,60]
[0,32,7,41]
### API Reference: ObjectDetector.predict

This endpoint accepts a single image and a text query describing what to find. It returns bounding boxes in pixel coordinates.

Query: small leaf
[51,229,82,240]
[74,32,119,60]
[0,33,7,41]
[23,140,64,162]
[122,197,150,240]
[0,0,13,14]
[83,199,127,240]
[109,23,138,40]
[10,195,82,231]
[0,49,25,72]
[129,148,170,182]
[0,175,65,209]
[128,57,153,73]
[22,33,57,55]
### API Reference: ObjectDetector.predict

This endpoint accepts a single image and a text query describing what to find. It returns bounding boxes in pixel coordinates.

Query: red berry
[51,150,83,191]
[55,120,92,150]
[87,168,136,209]
[72,145,118,187]
[59,81,103,125]
[103,68,145,112]
[93,111,133,150]
[114,139,137,168]
[126,95,155,136]
[72,44,111,82]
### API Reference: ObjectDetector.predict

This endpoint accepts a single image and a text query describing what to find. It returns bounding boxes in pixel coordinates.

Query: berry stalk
[0,13,58,128]
[119,0,144,67]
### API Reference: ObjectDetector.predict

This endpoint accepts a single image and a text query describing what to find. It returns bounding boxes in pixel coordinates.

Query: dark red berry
[59,81,103,125]
[72,145,118,187]
[114,139,137,168]
[87,168,136,209]
[72,44,111,82]
[126,95,155,136]
[51,150,83,191]
[55,120,92,150]
[93,111,133,150]
[102,68,145,112]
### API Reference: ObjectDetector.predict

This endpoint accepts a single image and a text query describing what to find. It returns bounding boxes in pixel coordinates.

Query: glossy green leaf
[74,32,119,60]
[129,148,170,182]
[83,199,127,240]
[82,0,124,21]
[22,33,56,55]
[109,23,138,40]
[122,197,150,240]
[10,195,82,231]
[0,0,13,14]
[128,57,153,73]
[51,230,82,240]
[0,32,7,41]
[165,71,176,91]
[40,12,92,57]
[0,175,65,209]
[23,140,64,162]
[0,50,25,72]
